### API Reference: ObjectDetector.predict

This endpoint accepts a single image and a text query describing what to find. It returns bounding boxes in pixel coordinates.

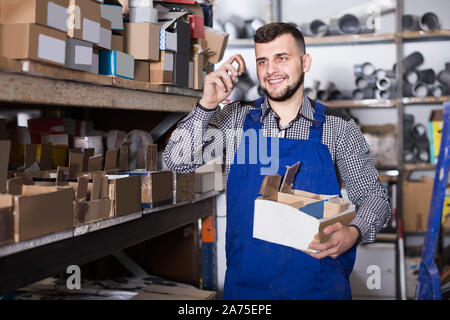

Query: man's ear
[303,54,312,73]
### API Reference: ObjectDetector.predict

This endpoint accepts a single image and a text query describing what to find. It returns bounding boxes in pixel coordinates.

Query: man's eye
[279,57,287,61]
[258,60,266,65]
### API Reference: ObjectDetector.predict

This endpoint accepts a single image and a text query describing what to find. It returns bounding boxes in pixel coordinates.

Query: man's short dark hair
[254,22,306,53]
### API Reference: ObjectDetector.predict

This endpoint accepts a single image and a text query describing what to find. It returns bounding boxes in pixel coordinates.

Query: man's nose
[266,60,279,76]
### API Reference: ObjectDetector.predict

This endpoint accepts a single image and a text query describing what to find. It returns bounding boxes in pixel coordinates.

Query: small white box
[129,7,157,23]
[130,0,153,7]
[100,3,124,30]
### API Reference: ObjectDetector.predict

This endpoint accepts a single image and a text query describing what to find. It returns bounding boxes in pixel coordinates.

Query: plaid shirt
[163,94,391,244]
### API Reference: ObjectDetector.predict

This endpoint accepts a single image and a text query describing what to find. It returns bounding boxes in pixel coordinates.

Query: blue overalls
[223,97,357,300]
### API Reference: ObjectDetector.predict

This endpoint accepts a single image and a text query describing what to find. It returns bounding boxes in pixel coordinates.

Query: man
[163,23,391,299]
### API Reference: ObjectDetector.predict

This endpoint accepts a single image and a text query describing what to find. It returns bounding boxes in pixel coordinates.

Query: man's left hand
[306,223,360,259]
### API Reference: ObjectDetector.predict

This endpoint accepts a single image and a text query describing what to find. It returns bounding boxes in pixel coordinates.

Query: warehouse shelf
[376,233,398,241]
[0,57,201,113]
[402,96,450,105]
[323,98,397,108]
[404,163,437,171]
[0,191,222,294]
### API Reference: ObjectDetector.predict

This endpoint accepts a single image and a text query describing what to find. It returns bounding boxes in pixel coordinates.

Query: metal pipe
[404,70,420,85]
[329,90,342,100]
[412,82,429,98]
[329,13,360,35]
[446,63,450,72]
[402,14,420,31]
[375,89,391,99]
[300,19,329,37]
[352,88,365,100]
[376,69,396,79]
[394,51,424,73]
[417,69,436,84]
[419,12,440,32]
[356,76,377,89]
[376,77,393,90]
[437,70,450,88]
[429,84,444,98]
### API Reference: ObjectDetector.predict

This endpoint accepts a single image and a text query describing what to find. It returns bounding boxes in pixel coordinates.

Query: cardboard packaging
[0,140,11,194]
[428,109,443,164]
[131,284,216,300]
[190,47,205,90]
[195,162,223,191]
[0,23,66,66]
[100,2,124,31]
[134,61,150,82]
[0,194,14,246]
[129,7,158,23]
[174,172,195,203]
[252,163,355,253]
[108,175,141,216]
[99,49,135,79]
[67,0,101,44]
[149,50,174,84]
[111,34,124,51]
[124,22,160,61]
[0,0,69,33]
[174,53,189,87]
[13,185,75,242]
[188,14,204,39]
[97,18,112,50]
[91,48,99,74]
[188,61,194,89]
[195,172,215,194]
[158,12,190,55]
[403,176,434,232]
[125,170,173,208]
[361,124,398,167]
[204,27,229,64]
[65,38,93,72]
[159,24,177,53]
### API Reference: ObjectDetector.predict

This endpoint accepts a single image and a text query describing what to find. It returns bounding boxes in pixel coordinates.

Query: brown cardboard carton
[14,186,74,242]
[124,22,160,61]
[74,198,112,226]
[108,175,141,216]
[190,48,205,90]
[0,194,14,246]
[0,0,69,33]
[0,23,67,66]
[403,177,434,232]
[97,17,112,49]
[111,34,124,51]
[149,50,174,84]
[204,26,229,64]
[67,0,101,43]
[175,172,195,203]
[125,170,173,208]
[194,172,215,194]
[134,61,150,82]
[131,284,216,300]
[195,161,223,191]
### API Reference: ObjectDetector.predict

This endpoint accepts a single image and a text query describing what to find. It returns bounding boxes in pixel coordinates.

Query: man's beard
[263,73,304,102]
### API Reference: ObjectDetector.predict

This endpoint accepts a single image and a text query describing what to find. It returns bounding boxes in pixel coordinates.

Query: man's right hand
[198,54,243,110]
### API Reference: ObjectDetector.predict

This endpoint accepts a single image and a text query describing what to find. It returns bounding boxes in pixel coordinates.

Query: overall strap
[308,100,326,143]
[243,97,264,131]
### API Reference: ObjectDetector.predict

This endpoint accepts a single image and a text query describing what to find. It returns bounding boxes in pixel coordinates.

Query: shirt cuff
[350,216,371,245]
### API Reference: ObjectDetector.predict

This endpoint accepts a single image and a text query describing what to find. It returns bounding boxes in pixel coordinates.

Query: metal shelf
[0,191,222,294]
[0,57,201,113]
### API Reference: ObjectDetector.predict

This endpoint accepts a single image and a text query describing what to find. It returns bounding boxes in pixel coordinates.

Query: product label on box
[100,4,124,30]
[163,53,174,71]
[74,45,92,65]
[83,18,100,44]
[38,34,66,64]
[99,27,112,49]
[115,51,134,79]
[91,52,99,74]
[47,1,69,32]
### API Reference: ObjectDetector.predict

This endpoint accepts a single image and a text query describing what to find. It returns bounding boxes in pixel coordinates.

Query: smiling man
[163,23,391,300]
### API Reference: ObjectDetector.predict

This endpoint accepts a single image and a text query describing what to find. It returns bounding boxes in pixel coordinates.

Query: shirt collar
[260,93,315,121]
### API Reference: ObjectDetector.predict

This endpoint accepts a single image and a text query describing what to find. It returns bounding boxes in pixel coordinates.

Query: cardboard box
[0,194,14,246]
[100,2,124,31]
[0,140,11,194]
[361,124,398,167]
[403,177,434,232]
[188,61,194,89]
[111,34,124,51]
[188,14,204,39]
[195,172,215,194]
[67,0,101,43]
[190,48,205,90]
[13,185,75,242]
[428,109,443,164]
[175,18,190,55]
[99,49,135,80]
[134,61,150,82]
[108,175,141,216]
[125,170,173,208]
[131,284,216,300]
[195,162,223,191]
[175,172,195,203]
[0,0,69,33]
[204,27,229,64]
[0,23,66,66]
[97,18,112,50]
[174,52,189,87]
[159,25,177,52]
[158,12,190,55]
[149,50,173,84]
[124,22,160,61]
[252,164,355,252]
[91,48,99,74]
[65,38,93,72]
[129,7,158,23]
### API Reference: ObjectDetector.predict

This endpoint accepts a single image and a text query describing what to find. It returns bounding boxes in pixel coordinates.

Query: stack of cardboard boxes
[0,0,230,89]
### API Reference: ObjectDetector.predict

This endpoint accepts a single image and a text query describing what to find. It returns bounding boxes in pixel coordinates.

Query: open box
[253,162,355,253]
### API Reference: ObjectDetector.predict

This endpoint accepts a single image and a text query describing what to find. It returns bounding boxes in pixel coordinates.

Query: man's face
[255,33,306,102]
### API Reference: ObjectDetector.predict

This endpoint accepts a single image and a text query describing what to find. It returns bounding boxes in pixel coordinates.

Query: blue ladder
[416,101,450,300]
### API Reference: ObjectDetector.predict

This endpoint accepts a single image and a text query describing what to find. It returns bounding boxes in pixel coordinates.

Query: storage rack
[0,54,222,295]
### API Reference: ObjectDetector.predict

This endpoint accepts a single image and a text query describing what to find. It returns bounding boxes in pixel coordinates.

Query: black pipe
[418,69,436,84]
[437,70,450,88]
[329,14,360,35]
[300,20,328,37]
[394,51,424,73]
[419,12,440,32]
[402,14,421,31]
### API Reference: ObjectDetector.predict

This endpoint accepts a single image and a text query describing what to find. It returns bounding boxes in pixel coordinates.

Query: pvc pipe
[405,70,420,85]
[376,77,392,90]
[402,14,421,31]
[376,69,395,79]
[419,12,440,32]
[394,51,424,73]
[412,82,429,98]
[375,89,391,99]
[329,13,360,35]
[437,70,450,87]
[352,88,365,100]
[300,20,328,37]
[417,69,436,84]
[429,84,444,98]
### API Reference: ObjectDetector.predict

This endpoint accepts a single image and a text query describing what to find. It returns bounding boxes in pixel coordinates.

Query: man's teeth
[268,78,285,84]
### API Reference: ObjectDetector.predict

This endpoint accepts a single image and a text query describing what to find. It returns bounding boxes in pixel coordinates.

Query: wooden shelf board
[402,96,450,105]
[404,163,436,171]
[324,98,397,108]
[305,32,396,46]
[402,29,450,40]
[0,57,202,112]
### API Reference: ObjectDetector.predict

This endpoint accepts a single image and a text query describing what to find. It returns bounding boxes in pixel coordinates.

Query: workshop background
[0,0,449,300]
